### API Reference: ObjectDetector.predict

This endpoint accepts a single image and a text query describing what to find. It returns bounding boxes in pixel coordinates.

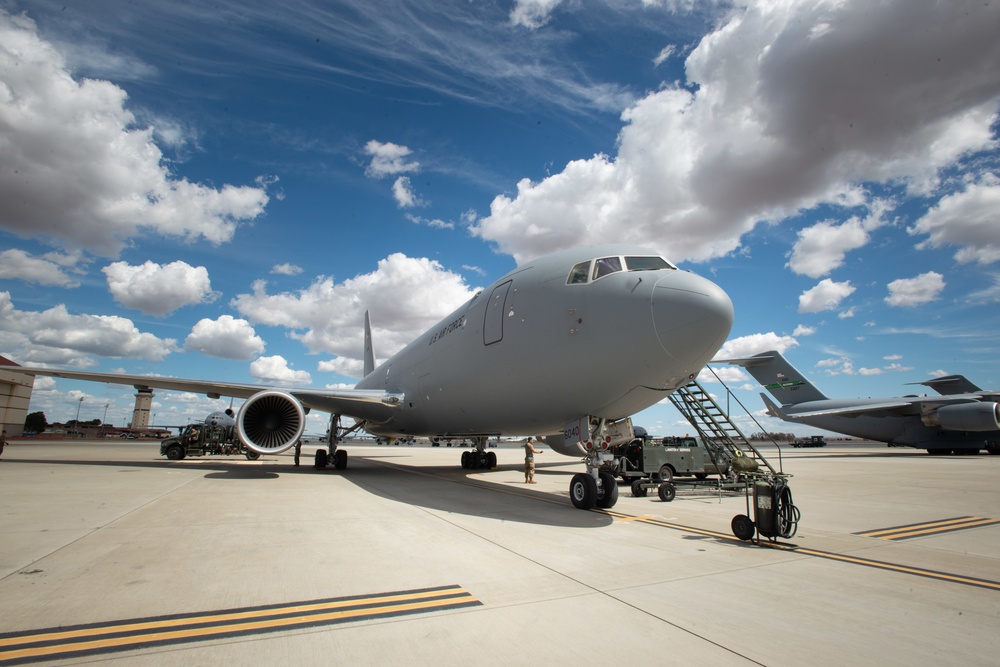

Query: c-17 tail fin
[719,350,828,405]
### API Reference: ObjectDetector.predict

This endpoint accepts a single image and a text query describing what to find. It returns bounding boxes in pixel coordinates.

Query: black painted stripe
[855,516,1000,540]
[595,508,1000,592]
[0,585,480,665]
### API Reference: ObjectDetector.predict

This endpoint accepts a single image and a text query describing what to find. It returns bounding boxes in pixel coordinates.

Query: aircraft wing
[21,368,404,423]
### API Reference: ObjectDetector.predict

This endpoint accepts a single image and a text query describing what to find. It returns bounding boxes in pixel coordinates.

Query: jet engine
[924,402,1000,432]
[537,433,586,457]
[237,390,306,454]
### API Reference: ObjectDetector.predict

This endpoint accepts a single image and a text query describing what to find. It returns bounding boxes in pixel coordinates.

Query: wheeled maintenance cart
[633,371,801,542]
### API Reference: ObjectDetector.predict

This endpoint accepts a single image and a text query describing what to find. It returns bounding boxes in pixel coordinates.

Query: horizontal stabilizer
[912,374,982,396]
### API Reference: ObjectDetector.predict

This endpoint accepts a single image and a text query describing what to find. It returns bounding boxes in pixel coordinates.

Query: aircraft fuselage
[357,245,734,438]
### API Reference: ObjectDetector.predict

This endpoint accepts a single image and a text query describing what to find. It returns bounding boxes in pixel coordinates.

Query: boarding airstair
[668,371,781,476]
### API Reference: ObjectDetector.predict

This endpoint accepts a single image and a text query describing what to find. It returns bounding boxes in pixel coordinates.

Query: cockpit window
[568,254,675,285]
[567,260,591,284]
[593,256,623,280]
[625,256,675,271]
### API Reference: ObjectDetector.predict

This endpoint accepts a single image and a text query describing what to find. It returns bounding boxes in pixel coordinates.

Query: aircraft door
[484,280,512,346]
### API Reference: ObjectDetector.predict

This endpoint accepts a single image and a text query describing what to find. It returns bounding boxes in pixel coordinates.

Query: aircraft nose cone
[652,272,734,372]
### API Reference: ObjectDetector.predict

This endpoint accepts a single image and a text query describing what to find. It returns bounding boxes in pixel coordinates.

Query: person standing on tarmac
[294,438,302,467]
[0,429,6,459]
[523,437,542,483]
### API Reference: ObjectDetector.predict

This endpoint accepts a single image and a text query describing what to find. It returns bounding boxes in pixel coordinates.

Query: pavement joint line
[0,585,480,665]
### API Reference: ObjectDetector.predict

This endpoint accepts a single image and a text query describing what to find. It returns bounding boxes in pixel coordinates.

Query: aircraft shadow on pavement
[4,455,614,528]
[323,457,616,529]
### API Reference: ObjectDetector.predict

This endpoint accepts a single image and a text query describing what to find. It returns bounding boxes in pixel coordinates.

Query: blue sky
[1,0,999,437]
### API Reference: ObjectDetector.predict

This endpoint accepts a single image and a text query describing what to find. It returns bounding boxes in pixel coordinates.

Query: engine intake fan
[237,390,306,454]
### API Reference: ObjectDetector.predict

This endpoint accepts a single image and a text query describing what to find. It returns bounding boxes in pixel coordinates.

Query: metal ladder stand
[668,370,781,477]
[669,368,799,541]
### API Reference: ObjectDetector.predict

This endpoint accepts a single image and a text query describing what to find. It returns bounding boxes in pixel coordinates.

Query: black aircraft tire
[631,479,648,497]
[657,482,676,502]
[732,514,756,541]
[334,449,348,470]
[596,472,619,509]
[486,451,497,468]
[314,448,328,469]
[244,450,260,461]
[165,445,184,460]
[461,451,471,469]
[570,473,597,510]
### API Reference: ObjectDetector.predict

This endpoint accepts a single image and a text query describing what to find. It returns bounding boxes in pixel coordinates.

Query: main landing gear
[314,415,365,471]
[569,468,619,510]
[461,436,497,469]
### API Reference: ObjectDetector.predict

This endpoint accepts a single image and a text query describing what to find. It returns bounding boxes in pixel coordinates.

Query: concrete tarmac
[1,439,998,666]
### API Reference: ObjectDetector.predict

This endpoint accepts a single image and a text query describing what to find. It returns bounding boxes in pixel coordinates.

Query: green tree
[24,411,47,433]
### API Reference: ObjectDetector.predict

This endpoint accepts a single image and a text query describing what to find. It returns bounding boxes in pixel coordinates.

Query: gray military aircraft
[22,244,734,509]
[725,350,1000,455]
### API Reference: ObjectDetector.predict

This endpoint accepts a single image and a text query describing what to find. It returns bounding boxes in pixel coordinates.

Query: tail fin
[721,350,828,405]
[363,310,376,378]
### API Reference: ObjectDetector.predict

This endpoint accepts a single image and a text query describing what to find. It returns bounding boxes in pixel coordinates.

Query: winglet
[363,310,376,378]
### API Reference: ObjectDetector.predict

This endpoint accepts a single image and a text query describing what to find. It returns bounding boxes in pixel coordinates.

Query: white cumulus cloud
[232,253,478,376]
[185,316,265,361]
[885,271,945,307]
[0,249,83,287]
[910,174,1000,265]
[0,13,269,256]
[0,291,177,365]
[103,260,218,316]
[799,279,855,313]
[249,355,311,385]
[472,0,1000,264]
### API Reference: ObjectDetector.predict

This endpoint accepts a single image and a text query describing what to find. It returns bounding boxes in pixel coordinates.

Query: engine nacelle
[924,402,1000,432]
[537,433,586,457]
[237,390,306,454]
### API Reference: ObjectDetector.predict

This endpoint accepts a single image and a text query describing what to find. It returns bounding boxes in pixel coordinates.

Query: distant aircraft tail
[720,350,828,405]
[363,310,376,378]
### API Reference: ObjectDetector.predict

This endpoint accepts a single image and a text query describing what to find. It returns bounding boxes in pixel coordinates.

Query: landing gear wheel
[334,449,348,470]
[486,451,497,468]
[657,482,676,502]
[631,479,648,497]
[657,465,674,482]
[570,473,597,510]
[244,450,260,461]
[461,450,471,468]
[732,514,755,541]
[596,471,619,509]
[314,448,328,469]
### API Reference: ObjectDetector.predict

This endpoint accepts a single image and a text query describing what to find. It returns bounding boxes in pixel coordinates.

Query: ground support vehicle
[791,435,827,448]
[160,424,260,461]
[617,436,737,483]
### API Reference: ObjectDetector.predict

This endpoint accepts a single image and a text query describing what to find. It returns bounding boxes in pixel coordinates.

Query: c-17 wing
[21,367,404,425]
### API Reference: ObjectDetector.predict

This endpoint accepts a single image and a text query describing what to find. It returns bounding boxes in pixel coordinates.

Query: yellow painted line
[0,585,479,665]
[856,516,1000,540]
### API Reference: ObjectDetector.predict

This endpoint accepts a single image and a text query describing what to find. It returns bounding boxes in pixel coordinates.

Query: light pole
[75,397,84,438]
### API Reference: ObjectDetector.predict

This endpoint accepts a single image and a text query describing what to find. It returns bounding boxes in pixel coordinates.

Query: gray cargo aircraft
[21,244,734,509]
[725,350,1000,454]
